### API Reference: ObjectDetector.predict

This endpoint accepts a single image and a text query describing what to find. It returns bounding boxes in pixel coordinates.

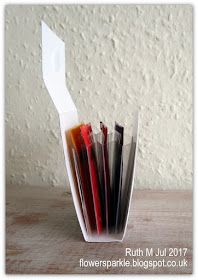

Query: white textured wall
[5,5,192,190]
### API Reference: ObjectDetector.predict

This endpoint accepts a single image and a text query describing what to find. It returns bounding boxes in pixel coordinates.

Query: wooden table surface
[6,185,192,274]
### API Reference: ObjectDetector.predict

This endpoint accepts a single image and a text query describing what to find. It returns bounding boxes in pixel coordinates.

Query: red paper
[81,124,103,234]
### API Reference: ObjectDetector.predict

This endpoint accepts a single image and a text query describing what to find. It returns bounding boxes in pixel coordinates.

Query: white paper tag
[42,21,77,115]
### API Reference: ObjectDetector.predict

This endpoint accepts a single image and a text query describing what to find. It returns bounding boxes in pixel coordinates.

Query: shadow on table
[46,196,84,242]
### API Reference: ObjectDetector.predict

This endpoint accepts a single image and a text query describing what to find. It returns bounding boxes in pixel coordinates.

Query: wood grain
[6,185,192,274]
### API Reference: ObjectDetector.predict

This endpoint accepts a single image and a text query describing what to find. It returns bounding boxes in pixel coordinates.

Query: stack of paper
[67,122,137,236]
